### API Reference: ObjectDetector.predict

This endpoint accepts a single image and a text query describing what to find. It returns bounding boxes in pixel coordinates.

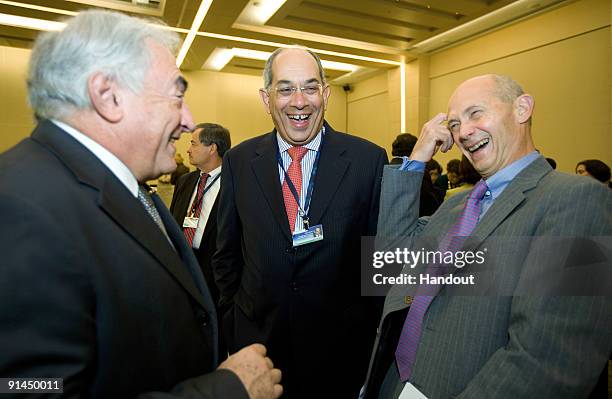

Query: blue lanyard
[276,133,324,229]
[189,173,221,217]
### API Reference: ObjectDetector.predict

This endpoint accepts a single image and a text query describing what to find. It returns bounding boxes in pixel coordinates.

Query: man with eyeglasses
[213,46,388,398]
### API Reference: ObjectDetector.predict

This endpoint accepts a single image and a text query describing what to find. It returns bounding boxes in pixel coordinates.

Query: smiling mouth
[467,138,489,153]
[288,114,310,122]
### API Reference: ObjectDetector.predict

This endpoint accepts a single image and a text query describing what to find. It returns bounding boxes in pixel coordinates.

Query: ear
[514,94,534,124]
[259,88,272,115]
[322,84,331,111]
[209,142,218,155]
[88,72,123,123]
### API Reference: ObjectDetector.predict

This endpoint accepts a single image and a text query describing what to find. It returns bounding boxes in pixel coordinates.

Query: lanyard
[276,133,324,230]
[189,173,221,217]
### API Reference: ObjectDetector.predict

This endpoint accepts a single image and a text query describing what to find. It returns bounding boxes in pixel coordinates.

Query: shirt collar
[203,165,221,179]
[484,151,540,200]
[52,119,139,197]
[276,125,325,154]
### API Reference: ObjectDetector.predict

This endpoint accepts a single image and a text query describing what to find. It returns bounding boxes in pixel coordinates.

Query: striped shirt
[276,126,324,233]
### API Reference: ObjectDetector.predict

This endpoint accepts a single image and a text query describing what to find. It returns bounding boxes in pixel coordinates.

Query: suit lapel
[470,156,551,247]
[98,179,206,309]
[308,123,350,224]
[33,120,207,310]
[177,172,199,220]
[251,132,293,241]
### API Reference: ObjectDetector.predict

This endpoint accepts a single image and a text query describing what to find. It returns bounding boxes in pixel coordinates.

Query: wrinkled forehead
[447,77,496,116]
[271,49,321,84]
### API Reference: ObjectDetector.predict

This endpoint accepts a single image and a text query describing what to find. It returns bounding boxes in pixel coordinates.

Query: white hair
[27,10,179,120]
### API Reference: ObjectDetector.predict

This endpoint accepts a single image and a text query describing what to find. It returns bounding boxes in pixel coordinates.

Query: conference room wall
[0,46,32,153]
[345,0,610,173]
[427,0,610,174]
[0,49,348,157]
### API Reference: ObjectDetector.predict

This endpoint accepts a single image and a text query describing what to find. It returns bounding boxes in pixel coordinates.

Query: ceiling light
[411,0,566,52]
[0,1,76,16]
[0,13,65,31]
[202,46,360,72]
[202,47,234,70]
[237,0,288,25]
[197,32,402,66]
[176,0,214,67]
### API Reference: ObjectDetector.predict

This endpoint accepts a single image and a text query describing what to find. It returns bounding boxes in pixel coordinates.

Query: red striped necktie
[183,173,208,247]
[282,146,308,232]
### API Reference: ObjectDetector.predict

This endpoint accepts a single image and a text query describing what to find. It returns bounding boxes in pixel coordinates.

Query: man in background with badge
[213,46,387,398]
[170,122,231,355]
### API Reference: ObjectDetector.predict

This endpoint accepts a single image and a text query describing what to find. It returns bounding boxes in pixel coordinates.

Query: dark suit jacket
[0,121,246,399]
[170,170,221,308]
[213,122,387,398]
[363,157,612,399]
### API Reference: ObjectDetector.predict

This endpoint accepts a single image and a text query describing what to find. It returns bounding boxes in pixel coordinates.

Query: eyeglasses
[270,83,323,98]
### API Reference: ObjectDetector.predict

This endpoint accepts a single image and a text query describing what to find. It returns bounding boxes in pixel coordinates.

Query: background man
[213,46,387,398]
[362,74,611,398]
[171,122,231,351]
[0,10,281,399]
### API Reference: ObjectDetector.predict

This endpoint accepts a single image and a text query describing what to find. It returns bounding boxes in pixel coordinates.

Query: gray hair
[27,10,180,120]
[490,74,524,103]
[195,123,232,158]
[263,46,326,90]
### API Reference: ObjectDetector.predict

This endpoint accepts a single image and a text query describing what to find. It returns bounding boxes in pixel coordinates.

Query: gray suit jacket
[363,156,612,399]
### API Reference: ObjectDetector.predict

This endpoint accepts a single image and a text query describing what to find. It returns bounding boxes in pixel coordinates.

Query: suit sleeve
[138,369,248,399]
[0,194,248,399]
[212,153,245,311]
[376,165,430,245]
[0,193,97,398]
[366,148,388,236]
[457,182,612,399]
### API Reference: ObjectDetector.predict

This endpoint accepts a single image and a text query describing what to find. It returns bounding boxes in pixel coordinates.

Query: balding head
[446,74,535,179]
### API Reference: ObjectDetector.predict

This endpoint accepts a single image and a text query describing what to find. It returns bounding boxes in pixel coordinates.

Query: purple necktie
[395,179,489,382]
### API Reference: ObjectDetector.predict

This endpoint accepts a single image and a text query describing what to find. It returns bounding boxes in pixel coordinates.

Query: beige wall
[347,0,610,173]
[0,46,34,152]
[427,0,611,173]
[347,72,392,155]
[0,51,347,158]
[1,0,609,176]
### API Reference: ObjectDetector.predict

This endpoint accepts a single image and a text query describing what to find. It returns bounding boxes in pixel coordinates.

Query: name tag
[292,224,324,247]
[399,383,428,399]
[182,216,199,228]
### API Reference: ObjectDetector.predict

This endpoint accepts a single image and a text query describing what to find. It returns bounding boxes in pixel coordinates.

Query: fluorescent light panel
[0,12,65,31]
[0,1,77,16]
[249,0,288,24]
[203,47,359,72]
[175,0,214,67]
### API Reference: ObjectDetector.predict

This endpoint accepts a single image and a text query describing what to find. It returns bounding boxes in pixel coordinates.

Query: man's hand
[218,344,283,399]
[410,113,454,162]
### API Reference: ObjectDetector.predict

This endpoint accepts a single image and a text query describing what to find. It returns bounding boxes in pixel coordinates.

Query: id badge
[399,383,428,399]
[182,216,199,228]
[292,224,324,247]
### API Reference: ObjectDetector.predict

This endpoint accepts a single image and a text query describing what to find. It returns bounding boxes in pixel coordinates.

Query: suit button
[285,247,296,254]
[290,282,298,291]
[198,311,210,327]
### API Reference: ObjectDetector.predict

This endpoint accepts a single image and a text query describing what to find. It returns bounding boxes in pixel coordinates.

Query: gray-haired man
[0,10,281,399]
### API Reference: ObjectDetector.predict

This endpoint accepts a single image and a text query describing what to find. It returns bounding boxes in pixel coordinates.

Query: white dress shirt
[186,165,221,249]
[52,119,139,197]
